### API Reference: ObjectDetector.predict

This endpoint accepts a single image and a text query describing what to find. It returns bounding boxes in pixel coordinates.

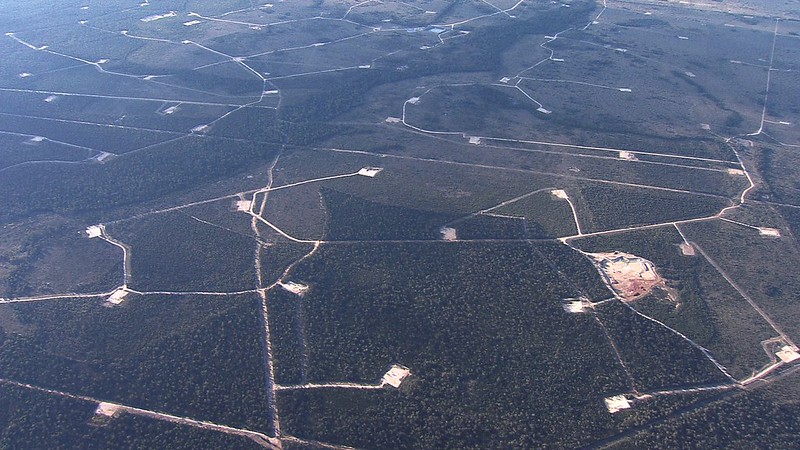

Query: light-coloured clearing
[357,167,383,177]
[407,97,420,105]
[141,11,176,22]
[551,189,569,200]
[604,395,632,413]
[499,77,511,83]
[385,117,401,123]
[589,252,660,300]
[468,136,481,144]
[758,227,780,237]
[440,227,457,241]
[44,95,58,103]
[183,20,202,26]
[619,150,636,160]
[562,297,590,313]
[93,152,114,163]
[381,365,411,388]
[85,225,103,238]
[776,345,800,363]
[106,288,129,305]
[235,200,252,212]
[95,402,122,417]
[679,242,695,256]
[536,107,552,114]
[191,124,210,133]
[18,72,32,78]
[279,281,309,296]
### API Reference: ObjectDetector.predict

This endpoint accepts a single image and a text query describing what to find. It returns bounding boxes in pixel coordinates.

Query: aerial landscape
[0,0,799,448]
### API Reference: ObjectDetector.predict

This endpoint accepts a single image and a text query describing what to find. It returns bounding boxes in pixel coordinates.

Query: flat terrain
[0,0,799,448]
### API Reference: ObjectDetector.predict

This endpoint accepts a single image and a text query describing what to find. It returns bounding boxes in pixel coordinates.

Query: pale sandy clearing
[235,200,252,212]
[679,242,695,256]
[758,227,780,237]
[93,152,115,163]
[440,227,457,241]
[141,11,176,22]
[280,281,309,296]
[357,167,383,177]
[604,395,631,413]
[381,365,411,388]
[106,288,129,305]
[95,402,122,417]
[776,345,800,363]
[86,225,103,238]
[589,252,661,301]
[562,297,590,313]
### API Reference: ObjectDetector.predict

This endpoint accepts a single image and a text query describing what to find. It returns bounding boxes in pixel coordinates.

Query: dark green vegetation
[0,133,92,169]
[536,241,613,301]
[0,0,798,447]
[259,242,316,287]
[575,227,776,378]
[0,216,122,298]
[455,214,528,240]
[0,295,271,433]
[268,288,307,385]
[109,212,257,292]
[492,190,578,238]
[755,145,800,205]
[681,219,800,340]
[595,301,731,390]
[321,189,458,240]
[0,136,279,221]
[0,114,173,155]
[267,241,743,448]
[607,373,800,450]
[276,242,627,448]
[0,384,263,450]
[575,183,730,233]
